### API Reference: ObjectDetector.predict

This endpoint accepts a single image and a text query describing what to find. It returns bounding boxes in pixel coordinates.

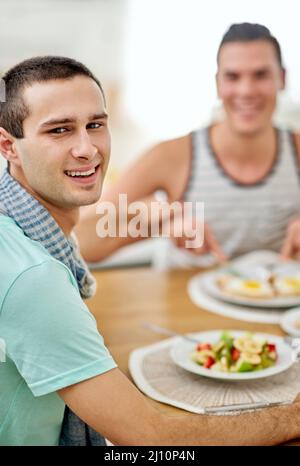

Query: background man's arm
[75,137,190,262]
[280,133,300,260]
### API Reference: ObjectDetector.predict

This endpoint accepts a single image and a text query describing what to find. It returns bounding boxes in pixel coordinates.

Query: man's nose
[71,131,98,160]
[237,78,256,96]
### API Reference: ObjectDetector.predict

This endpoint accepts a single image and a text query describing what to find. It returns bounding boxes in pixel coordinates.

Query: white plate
[170,330,294,381]
[201,250,300,309]
[202,273,300,308]
[280,308,300,337]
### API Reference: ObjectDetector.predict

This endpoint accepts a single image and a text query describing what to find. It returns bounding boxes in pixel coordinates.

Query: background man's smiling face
[217,40,285,136]
[12,75,110,208]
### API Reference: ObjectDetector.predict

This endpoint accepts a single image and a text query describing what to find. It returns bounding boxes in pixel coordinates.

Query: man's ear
[215,72,221,99]
[0,128,22,166]
[280,68,286,91]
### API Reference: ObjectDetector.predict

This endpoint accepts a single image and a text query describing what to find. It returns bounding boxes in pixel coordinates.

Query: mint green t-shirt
[0,216,117,446]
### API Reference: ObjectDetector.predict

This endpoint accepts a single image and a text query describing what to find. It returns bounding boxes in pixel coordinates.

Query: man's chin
[230,119,268,137]
[70,182,103,206]
[74,194,102,207]
[62,190,102,208]
[80,196,102,207]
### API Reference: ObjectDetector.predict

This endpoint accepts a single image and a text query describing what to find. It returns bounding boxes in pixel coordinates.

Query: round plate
[170,330,294,381]
[280,308,300,337]
[201,271,300,309]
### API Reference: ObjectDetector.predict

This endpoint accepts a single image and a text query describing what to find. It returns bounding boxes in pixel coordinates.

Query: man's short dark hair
[0,56,106,139]
[217,23,284,69]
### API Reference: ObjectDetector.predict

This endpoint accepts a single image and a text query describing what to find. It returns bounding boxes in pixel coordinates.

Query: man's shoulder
[0,215,70,293]
[156,133,192,159]
[149,133,192,193]
[0,215,51,262]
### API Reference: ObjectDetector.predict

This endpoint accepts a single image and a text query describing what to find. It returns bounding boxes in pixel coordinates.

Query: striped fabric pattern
[0,169,96,298]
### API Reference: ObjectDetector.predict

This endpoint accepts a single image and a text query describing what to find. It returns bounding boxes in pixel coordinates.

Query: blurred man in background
[76,23,300,267]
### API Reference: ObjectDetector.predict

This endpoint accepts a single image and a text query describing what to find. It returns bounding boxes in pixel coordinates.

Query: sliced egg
[218,276,274,299]
[274,275,300,296]
[234,336,264,354]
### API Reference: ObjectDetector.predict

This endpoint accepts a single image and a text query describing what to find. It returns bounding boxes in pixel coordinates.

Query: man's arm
[280,132,300,260]
[59,367,300,446]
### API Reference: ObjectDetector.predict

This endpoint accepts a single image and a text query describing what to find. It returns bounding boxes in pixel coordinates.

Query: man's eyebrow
[39,112,108,128]
[222,70,239,76]
[89,112,108,120]
[223,69,239,74]
[222,66,272,75]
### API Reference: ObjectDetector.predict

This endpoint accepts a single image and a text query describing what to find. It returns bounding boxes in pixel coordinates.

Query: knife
[203,400,291,414]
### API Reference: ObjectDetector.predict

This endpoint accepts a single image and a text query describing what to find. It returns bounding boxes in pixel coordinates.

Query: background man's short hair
[0,56,106,139]
[217,22,284,69]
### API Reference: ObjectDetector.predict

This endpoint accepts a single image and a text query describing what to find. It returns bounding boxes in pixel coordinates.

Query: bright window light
[124,0,300,139]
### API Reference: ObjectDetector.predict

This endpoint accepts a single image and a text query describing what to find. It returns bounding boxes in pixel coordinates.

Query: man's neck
[9,168,79,236]
[42,201,79,237]
[209,121,278,184]
[211,121,276,165]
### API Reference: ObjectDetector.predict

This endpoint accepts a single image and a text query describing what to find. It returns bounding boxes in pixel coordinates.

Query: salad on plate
[191,331,277,373]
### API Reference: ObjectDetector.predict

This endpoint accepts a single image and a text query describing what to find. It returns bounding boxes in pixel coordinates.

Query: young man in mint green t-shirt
[1,56,300,446]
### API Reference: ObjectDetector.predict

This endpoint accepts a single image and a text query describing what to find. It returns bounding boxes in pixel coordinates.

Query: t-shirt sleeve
[0,260,117,396]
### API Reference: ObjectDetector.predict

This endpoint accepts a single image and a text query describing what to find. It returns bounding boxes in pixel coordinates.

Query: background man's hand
[281,218,300,260]
[171,220,227,264]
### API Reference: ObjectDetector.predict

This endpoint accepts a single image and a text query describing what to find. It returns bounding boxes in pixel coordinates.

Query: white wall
[0,0,127,85]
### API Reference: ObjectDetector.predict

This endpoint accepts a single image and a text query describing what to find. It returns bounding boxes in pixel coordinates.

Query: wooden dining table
[86,266,300,445]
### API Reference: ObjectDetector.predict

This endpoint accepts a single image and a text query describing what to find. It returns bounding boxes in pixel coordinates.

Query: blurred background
[1,0,300,266]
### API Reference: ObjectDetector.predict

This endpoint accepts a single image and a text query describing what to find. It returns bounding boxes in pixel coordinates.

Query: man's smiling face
[12,75,110,208]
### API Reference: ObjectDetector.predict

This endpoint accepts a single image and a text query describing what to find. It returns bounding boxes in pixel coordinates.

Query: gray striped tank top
[155,126,300,268]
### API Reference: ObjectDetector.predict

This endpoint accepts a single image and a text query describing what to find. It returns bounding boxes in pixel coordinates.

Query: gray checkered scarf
[0,168,96,299]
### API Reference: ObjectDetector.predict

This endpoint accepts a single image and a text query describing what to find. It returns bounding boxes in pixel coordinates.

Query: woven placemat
[129,338,300,414]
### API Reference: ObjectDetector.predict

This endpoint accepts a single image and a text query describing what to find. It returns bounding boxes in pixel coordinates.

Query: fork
[255,263,277,281]
[223,263,277,281]
[141,322,200,344]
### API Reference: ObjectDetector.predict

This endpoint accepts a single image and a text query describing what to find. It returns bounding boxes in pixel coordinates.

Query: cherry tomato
[196,342,212,351]
[267,343,276,353]
[204,356,215,369]
[231,347,240,362]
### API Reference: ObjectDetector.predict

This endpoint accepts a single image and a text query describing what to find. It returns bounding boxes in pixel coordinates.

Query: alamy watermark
[0,338,6,363]
[95,194,205,248]
[0,79,6,102]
